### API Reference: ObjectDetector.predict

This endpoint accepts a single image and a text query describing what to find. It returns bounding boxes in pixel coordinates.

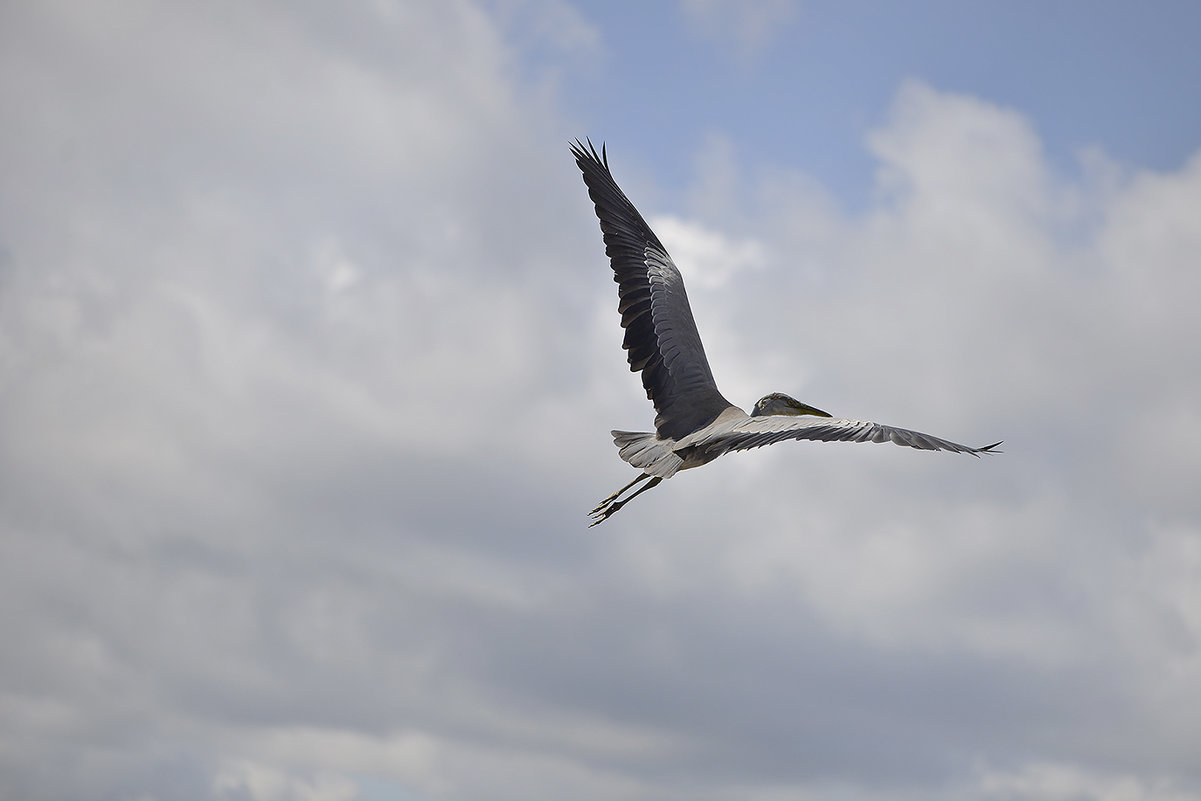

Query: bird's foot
[587,474,662,527]
[590,473,650,515]
[588,499,625,527]
[589,493,621,516]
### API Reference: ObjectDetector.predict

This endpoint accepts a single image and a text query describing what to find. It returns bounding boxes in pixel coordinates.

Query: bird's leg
[590,472,653,514]
[588,475,663,527]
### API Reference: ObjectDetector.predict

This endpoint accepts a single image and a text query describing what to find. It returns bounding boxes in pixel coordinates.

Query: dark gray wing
[572,139,734,441]
[703,415,1002,457]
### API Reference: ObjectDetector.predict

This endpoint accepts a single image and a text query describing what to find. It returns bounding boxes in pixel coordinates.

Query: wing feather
[572,140,734,440]
[704,415,1000,458]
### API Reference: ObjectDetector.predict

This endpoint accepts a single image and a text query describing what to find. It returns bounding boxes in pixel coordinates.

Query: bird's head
[751,393,833,418]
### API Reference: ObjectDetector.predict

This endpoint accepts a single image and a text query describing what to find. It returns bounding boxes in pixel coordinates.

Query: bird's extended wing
[704,414,1001,457]
[572,139,734,441]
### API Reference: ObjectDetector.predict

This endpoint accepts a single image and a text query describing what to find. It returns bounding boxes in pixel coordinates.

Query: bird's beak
[792,401,832,417]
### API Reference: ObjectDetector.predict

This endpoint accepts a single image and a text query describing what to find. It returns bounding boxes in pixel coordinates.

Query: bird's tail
[611,431,684,478]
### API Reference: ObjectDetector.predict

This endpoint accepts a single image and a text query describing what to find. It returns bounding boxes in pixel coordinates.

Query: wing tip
[570,137,608,170]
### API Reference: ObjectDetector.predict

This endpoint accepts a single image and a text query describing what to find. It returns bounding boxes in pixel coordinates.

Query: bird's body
[572,140,998,525]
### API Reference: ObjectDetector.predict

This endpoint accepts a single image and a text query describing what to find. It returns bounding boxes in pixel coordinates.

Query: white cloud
[576,77,1201,794]
[973,761,1198,801]
[490,0,603,58]
[648,216,766,290]
[2,2,1201,800]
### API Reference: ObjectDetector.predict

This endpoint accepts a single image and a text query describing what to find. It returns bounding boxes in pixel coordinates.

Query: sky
[2,2,1200,800]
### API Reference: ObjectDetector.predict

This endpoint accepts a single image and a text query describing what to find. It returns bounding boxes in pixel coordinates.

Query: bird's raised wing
[572,140,735,441]
[703,414,1001,458]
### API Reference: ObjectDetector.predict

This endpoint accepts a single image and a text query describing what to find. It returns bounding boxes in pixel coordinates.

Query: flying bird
[572,139,999,526]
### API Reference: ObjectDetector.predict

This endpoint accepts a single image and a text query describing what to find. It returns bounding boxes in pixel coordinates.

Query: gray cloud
[2,2,1200,801]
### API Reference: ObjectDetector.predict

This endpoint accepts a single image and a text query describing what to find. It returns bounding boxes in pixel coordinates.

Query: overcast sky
[3,2,1201,800]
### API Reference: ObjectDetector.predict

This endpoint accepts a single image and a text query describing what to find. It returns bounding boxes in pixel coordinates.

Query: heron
[572,139,1000,526]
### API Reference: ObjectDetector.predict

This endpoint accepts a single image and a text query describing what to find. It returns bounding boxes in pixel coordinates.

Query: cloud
[213,760,360,801]
[679,0,800,59]
[973,761,1199,801]
[491,0,603,59]
[2,2,1200,801]
[647,216,767,290]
